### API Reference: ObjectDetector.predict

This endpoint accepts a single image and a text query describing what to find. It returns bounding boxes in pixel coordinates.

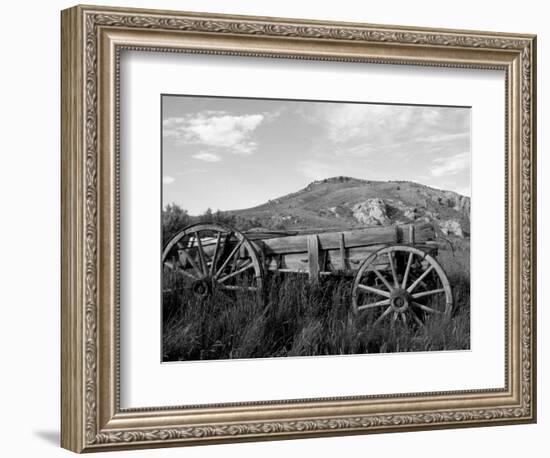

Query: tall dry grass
[162,244,470,361]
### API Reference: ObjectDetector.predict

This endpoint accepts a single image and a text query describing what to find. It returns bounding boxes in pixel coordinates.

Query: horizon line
[162,176,471,216]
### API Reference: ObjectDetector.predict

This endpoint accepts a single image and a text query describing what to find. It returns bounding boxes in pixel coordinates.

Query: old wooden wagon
[162,222,453,327]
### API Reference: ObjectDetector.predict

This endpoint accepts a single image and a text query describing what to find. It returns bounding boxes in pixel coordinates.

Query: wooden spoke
[388,252,398,288]
[194,232,208,275]
[218,262,254,283]
[210,232,222,275]
[164,252,200,284]
[166,260,199,281]
[178,249,203,278]
[373,267,394,292]
[402,252,414,289]
[357,298,390,311]
[406,265,434,293]
[352,244,453,325]
[229,255,239,273]
[220,284,258,292]
[162,223,264,304]
[357,284,391,298]
[411,288,445,300]
[411,311,425,328]
[214,239,244,279]
[373,306,393,326]
[412,302,441,314]
[179,269,199,281]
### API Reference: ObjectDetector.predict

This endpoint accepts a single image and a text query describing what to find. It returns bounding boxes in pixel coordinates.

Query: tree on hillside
[162,204,190,246]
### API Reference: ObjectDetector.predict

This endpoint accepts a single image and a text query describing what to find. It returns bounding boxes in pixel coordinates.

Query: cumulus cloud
[192,152,222,162]
[309,104,470,160]
[324,104,405,143]
[163,111,265,156]
[162,175,175,184]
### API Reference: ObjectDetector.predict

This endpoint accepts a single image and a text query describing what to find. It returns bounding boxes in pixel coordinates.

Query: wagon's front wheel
[351,245,453,329]
[162,223,264,302]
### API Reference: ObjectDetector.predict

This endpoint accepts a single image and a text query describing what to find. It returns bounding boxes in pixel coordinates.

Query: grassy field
[162,239,470,362]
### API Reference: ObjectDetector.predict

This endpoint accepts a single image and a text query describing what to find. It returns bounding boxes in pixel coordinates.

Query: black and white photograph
[161,95,471,362]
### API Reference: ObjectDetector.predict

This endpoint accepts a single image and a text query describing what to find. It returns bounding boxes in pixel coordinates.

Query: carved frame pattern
[61,5,536,453]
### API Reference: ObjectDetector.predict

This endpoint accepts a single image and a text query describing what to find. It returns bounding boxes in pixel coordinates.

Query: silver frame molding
[61,4,537,453]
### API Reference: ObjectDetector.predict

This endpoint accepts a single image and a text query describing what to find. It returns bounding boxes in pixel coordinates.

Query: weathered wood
[179,223,437,276]
[263,244,389,272]
[244,222,433,240]
[254,223,434,256]
[257,227,394,255]
[339,232,347,270]
[408,224,415,244]
[307,234,320,284]
[264,253,307,272]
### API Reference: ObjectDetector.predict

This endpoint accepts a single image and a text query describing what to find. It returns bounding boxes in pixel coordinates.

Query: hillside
[230,177,470,237]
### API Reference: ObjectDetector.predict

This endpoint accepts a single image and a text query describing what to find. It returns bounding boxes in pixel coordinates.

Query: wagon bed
[162,221,453,327]
[245,222,437,280]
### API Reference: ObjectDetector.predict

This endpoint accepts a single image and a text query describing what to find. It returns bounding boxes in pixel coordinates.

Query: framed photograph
[61,4,537,453]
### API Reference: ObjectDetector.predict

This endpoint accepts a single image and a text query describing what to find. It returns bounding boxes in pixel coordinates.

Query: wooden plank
[339,232,347,270]
[258,226,394,255]
[328,245,387,270]
[192,223,436,265]
[308,234,320,284]
[256,223,434,256]
[265,253,308,272]
[193,223,434,254]
[246,222,432,239]
[263,243,389,273]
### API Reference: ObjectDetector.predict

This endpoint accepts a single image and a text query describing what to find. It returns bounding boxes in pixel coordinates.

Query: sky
[162,95,471,215]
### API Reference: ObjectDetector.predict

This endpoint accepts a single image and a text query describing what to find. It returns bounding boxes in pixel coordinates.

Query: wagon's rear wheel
[351,245,452,329]
[162,223,264,303]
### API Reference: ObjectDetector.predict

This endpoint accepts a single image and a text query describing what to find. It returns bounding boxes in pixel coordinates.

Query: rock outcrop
[231,177,471,237]
[403,208,417,220]
[439,219,465,237]
[352,199,391,226]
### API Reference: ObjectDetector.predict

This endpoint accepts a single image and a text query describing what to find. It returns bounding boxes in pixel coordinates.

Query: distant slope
[229,176,470,237]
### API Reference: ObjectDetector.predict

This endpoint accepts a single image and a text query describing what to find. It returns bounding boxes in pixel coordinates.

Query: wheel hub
[192,278,211,299]
[390,288,410,312]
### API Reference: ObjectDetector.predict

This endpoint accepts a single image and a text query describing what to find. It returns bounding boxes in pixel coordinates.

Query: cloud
[163,111,265,155]
[308,104,470,160]
[192,152,221,162]
[430,151,470,177]
[324,104,403,143]
[162,175,175,184]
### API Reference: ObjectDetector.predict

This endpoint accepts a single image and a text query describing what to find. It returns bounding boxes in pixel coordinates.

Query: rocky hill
[230,177,470,238]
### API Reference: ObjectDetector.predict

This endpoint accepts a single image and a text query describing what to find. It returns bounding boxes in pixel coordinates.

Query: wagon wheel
[351,245,452,329]
[162,223,264,302]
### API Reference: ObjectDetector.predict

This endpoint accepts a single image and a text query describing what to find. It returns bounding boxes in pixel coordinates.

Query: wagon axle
[390,289,410,313]
[352,245,453,328]
[191,278,211,299]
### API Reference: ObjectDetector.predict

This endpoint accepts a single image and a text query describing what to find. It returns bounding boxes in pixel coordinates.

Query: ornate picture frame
[61,4,536,453]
